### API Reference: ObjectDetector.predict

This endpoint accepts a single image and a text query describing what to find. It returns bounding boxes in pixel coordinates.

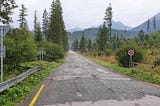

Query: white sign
[128,49,134,56]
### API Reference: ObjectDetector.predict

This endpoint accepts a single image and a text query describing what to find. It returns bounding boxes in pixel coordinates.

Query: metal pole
[42,50,43,62]
[130,55,132,68]
[1,26,3,82]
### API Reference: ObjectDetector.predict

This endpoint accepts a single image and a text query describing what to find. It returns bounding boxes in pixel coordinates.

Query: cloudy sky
[11,0,160,30]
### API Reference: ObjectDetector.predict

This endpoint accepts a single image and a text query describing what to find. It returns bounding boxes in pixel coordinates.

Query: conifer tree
[0,0,17,24]
[34,10,43,42]
[42,9,49,38]
[72,39,79,51]
[18,4,28,29]
[96,24,109,51]
[79,33,86,52]
[153,16,156,31]
[104,3,112,41]
[88,39,92,51]
[48,0,66,47]
[147,19,150,33]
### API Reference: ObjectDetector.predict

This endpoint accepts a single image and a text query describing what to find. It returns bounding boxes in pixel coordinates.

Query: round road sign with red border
[128,49,134,56]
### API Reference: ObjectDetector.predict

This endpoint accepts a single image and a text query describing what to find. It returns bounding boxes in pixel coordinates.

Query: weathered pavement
[21,51,160,106]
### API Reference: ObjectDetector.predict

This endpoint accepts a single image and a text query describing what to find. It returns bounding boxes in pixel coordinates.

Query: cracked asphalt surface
[21,51,160,106]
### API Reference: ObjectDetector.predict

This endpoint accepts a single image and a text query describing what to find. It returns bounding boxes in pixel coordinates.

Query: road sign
[0,46,6,58]
[128,49,134,56]
[0,25,10,37]
[0,25,10,82]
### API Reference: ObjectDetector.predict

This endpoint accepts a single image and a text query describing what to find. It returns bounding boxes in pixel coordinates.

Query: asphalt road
[21,51,160,106]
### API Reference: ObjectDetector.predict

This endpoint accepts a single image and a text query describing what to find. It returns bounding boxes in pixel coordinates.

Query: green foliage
[44,42,64,61]
[72,39,79,51]
[79,34,86,52]
[4,28,38,69]
[0,61,63,106]
[154,57,160,67]
[88,39,92,51]
[116,45,144,67]
[42,9,49,39]
[17,4,28,29]
[34,11,43,42]
[96,24,109,51]
[88,56,160,86]
[0,0,18,24]
[48,0,65,46]
[105,49,112,56]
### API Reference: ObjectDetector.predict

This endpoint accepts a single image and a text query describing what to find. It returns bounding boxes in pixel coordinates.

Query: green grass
[0,60,63,106]
[87,56,160,85]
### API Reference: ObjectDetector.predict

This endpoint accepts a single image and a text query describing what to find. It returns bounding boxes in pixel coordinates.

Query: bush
[44,42,64,61]
[116,45,144,67]
[154,57,160,67]
[105,49,112,56]
[4,28,38,69]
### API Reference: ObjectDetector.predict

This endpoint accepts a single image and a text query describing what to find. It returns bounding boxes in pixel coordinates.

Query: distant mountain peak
[68,27,83,33]
[112,20,132,30]
[131,12,160,33]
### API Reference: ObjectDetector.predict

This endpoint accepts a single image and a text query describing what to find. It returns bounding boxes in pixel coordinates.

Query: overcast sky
[11,0,160,30]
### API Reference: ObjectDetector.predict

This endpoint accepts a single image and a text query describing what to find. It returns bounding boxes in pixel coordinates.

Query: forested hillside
[68,28,138,48]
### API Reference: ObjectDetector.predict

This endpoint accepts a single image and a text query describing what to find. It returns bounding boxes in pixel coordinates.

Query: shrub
[154,57,160,67]
[4,28,38,69]
[44,42,64,61]
[105,49,112,56]
[116,45,144,67]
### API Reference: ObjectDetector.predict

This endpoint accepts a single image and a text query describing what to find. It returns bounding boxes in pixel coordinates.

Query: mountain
[68,27,83,33]
[68,20,132,33]
[68,28,138,48]
[131,12,160,33]
[112,20,132,30]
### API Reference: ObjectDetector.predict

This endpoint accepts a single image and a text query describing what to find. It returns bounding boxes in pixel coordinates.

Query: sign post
[128,49,134,68]
[0,25,10,82]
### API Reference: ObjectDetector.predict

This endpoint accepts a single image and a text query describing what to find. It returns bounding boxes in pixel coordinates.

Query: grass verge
[87,56,160,86]
[0,60,63,106]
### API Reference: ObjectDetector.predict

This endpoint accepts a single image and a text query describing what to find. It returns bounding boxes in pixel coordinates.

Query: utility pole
[0,25,10,82]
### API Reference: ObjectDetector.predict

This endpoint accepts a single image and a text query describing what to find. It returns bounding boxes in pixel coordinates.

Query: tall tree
[48,0,65,46]
[72,39,79,51]
[96,24,109,51]
[42,9,49,39]
[88,39,92,51]
[4,28,37,69]
[18,4,28,29]
[34,10,43,42]
[147,19,150,33]
[79,33,86,52]
[104,3,112,41]
[0,0,17,24]
[153,16,156,31]
[35,22,43,42]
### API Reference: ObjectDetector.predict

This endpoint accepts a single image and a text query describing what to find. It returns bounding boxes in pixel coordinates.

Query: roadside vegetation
[0,61,63,106]
[0,0,67,105]
[72,4,160,85]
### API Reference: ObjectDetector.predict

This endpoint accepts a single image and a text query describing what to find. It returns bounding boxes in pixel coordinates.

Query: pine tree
[18,4,28,29]
[72,39,79,51]
[35,22,43,42]
[79,33,86,52]
[42,9,49,39]
[104,3,112,41]
[48,0,67,47]
[34,10,43,42]
[147,19,150,33]
[0,0,17,24]
[63,30,69,51]
[96,24,109,51]
[88,39,92,51]
[153,16,156,31]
